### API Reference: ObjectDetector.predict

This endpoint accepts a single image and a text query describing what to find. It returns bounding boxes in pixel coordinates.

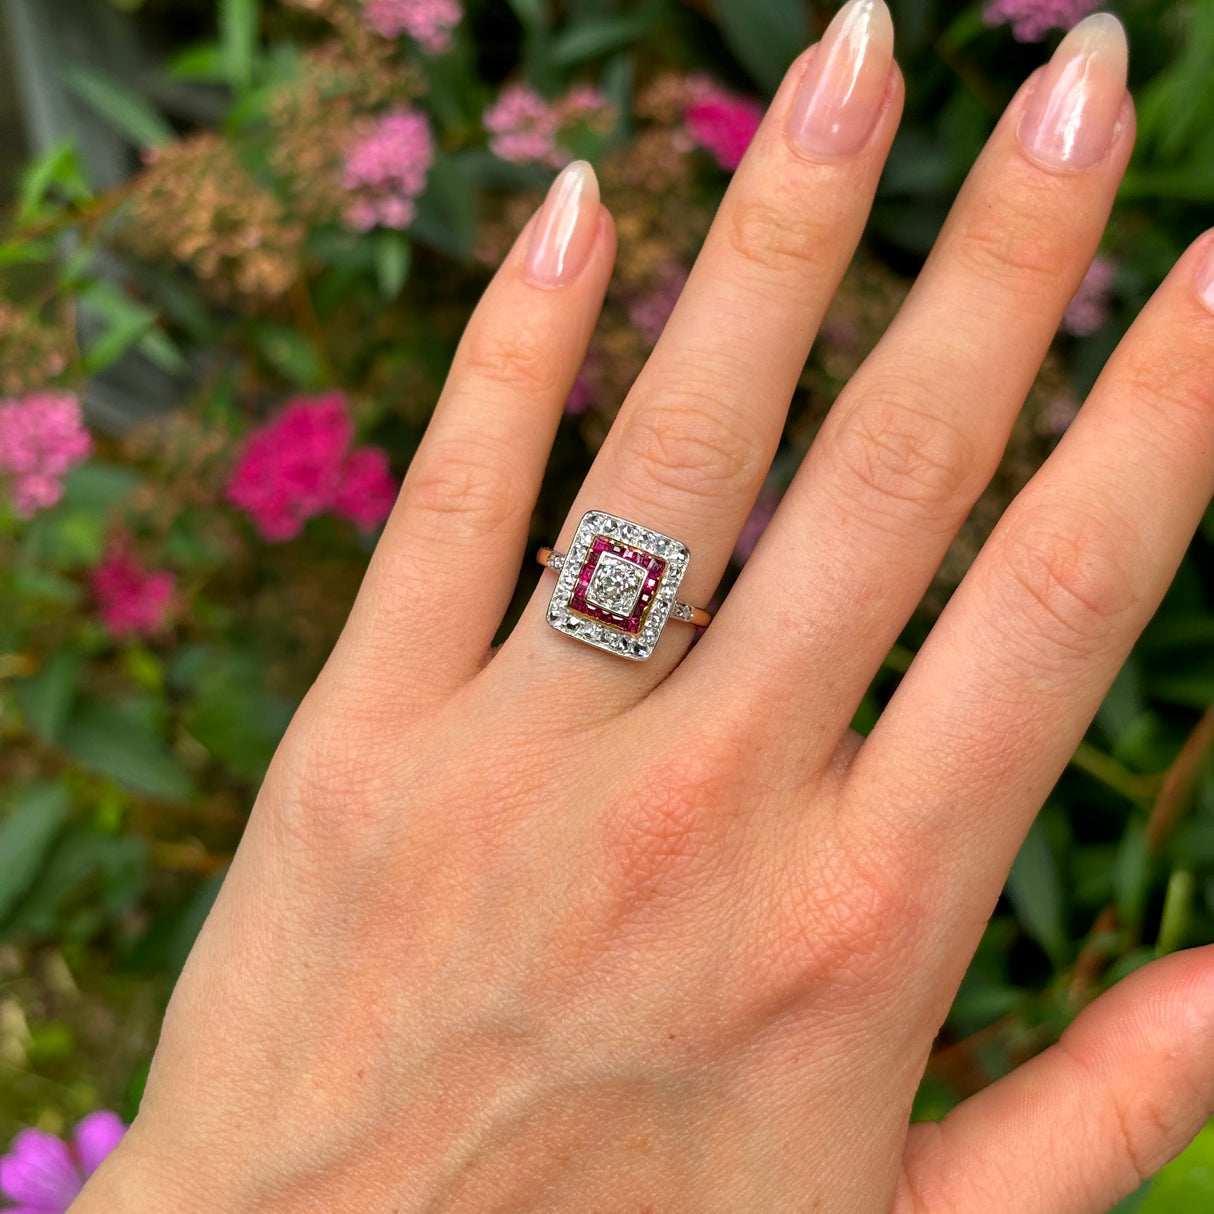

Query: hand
[74,5,1214,1211]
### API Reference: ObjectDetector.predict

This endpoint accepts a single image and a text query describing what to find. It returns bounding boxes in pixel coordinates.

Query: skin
[73,18,1214,1214]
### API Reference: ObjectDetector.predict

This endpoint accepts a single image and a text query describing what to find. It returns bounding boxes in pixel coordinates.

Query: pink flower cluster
[92,545,176,639]
[226,392,397,541]
[684,84,764,172]
[484,84,613,168]
[983,0,1099,41]
[342,108,435,231]
[1,1110,125,1214]
[362,0,462,52]
[1061,254,1116,336]
[0,391,92,517]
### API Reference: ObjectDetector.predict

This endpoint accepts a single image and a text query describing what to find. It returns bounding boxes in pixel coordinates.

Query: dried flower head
[123,134,304,307]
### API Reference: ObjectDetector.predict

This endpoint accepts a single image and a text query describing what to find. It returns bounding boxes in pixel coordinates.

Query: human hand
[73,4,1214,1211]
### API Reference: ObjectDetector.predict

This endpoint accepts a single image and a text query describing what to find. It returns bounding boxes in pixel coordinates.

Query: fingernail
[1017,13,1128,171]
[1196,241,1214,314]
[788,0,895,159]
[523,160,599,288]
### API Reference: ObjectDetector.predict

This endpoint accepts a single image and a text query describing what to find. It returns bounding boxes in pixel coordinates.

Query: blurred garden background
[1,0,1213,1208]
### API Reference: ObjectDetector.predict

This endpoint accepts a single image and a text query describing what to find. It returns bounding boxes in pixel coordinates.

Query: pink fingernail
[1196,241,1214,314]
[1017,13,1128,172]
[523,160,600,288]
[788,0,895,159]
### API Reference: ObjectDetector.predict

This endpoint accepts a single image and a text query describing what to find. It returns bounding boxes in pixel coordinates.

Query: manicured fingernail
[1017,13,1128,171]
[1196,241,1214,314]
[523,160,599,288]
[788,0,895,159]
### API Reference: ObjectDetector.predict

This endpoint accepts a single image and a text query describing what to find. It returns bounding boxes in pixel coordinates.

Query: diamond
[585,551,647,616]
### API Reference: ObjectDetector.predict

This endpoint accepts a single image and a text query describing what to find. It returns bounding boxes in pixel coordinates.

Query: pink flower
[342,108,434,233]
[362,0,462,52]
[0,391,92,517]
[0,1111,125,1213]
[227,393,396,541]
[565,368,596,416]
[227,393,353,540]
[982,0,1099,41]
[92,547,176,638]
[484,83,613,168]
[331,447,397,530]
[685,87,764,172]
[1061,254,1116,336]
[627,264,689,346]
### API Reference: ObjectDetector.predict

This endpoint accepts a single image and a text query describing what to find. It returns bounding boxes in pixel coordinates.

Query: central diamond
[585,551,646,616]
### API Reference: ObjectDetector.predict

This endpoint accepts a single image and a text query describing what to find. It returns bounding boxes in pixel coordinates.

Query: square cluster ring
[545,511,691,661]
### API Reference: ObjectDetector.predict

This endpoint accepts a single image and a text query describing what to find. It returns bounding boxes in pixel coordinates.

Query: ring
[537,510,712,661]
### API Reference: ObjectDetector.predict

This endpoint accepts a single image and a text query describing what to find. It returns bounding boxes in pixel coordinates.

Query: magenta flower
[685,87,764,172]
[331,447,397,530]
[1,1111,125,1213]
[0,391,92,518]
[983,0,1099,41]
[1061,254,1116,336]
[227,393,396,541]
[92,546,176,638]
[362,0,462,52]
[342,108,434,232]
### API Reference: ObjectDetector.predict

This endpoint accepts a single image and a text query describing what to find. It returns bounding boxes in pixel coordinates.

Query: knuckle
[618,393,763,504]
[831,389,980,521]
[458,313,563,398]
[990,503,1142,660]
[948,186,1072,294]
[755,828,928,1002]
[723,188,830,281]
[403,438,525,537]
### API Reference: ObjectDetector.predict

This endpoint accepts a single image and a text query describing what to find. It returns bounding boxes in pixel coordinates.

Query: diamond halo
[545,511,691,661]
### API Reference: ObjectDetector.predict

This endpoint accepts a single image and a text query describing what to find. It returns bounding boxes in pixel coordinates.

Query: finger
[689,15,1133,756]
[505,0,903,685]
[850,230,1214,896]
[897,945,1214,1214]
[325,163,615,706]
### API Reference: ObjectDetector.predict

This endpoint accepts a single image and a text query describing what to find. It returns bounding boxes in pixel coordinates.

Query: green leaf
[62,461,142,513]
[59,702,194,803]
[1006,819,1069,967]
[61,64,175,148]
[18,140,92,221]
[80,281,161,375]
[1115,818,1152,932]
[1140,1121,1214,1212]
[220,0,261,92]
[708,0,805,93]
[374,230,413,299]
[551,13,656,63]
[0,785,71,924]
[13,649,80,743]
[251,323,325,389]
[506,0,550,27]
[1155,868,1195,955]
[169,44,228,83]
[411,156,479,260]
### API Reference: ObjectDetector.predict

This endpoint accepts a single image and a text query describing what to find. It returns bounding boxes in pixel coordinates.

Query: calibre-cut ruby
[570,534,667,634]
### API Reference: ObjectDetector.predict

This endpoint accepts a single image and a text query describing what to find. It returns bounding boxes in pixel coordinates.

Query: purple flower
[983,0,1099,42]
[484,83,613,168]
[0,391,92,517]
[1061,254,1116,336]
[734,490,781,564]
[1,1111,126,1213]
[627,264,689,346]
